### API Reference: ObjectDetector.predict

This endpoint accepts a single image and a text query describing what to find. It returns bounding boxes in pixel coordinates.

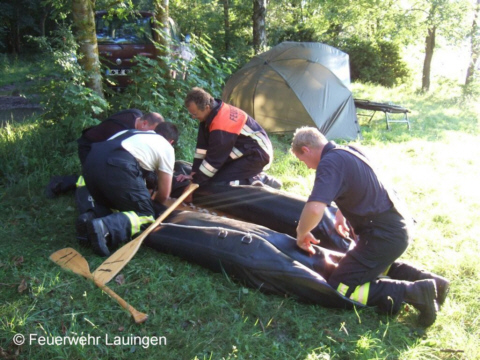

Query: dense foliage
[334,37,410,87]
[106,35,236,160]
[2,0,478,92]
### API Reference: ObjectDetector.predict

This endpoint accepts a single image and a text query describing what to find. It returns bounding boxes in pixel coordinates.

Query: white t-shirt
[110,130,174,175]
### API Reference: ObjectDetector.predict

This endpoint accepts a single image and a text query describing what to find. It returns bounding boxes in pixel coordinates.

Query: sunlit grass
[265,81,480,359]
[1,78,480,358]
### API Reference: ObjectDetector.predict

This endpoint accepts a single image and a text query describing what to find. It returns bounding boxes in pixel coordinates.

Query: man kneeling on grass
[291,126,449,327]
[82,122,178,257]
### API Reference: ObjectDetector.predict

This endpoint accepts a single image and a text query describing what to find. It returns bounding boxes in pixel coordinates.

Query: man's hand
[176,171,195,182]
[296,201,326,255]
[296,232,320,255]
[334,209,350,238]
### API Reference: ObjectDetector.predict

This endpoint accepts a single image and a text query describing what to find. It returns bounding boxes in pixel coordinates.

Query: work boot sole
[436,278,450,307]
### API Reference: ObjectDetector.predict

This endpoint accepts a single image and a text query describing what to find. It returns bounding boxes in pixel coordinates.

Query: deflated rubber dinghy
[172,161,352,253]
[145,209,362,309]
[193,184,352,252]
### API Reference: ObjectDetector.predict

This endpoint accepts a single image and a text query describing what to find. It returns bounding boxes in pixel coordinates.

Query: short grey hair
[291,126,327,154]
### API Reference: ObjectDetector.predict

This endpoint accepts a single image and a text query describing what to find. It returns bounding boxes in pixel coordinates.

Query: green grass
[1,74,480,359]
[0,54,54,92]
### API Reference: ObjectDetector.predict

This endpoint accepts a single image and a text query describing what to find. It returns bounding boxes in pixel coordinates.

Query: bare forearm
[296,201,327,236]
[154,171,172,204]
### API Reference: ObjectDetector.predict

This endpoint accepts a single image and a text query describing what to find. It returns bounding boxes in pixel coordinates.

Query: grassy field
[1,60,480,359]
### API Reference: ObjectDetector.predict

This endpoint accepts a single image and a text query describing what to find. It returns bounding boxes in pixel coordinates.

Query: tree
[418,0,470,91]
[170,0,252,61]
[422,26,436,91]
[153,0,170,73]
[153,0,169,50]
[253,0,266,54]
[223,0,231,52]
[466,0,480,86]
[71,0,104,98]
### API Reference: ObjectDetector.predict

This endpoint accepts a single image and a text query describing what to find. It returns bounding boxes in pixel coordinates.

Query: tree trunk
[224,0,230,52]
[466,0,480,86]
[71,0,104,99]
[40,12,47,38]
[154,0,169,48]
[154,0,170,75]
[40,5,51,38]
[422,26,436,92]
[11,7,20,54]
[253,0,267,54]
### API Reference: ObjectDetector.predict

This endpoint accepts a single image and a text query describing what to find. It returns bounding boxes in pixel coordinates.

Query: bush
[462,77,480,99]
[107,34,236,161]
[27,23,109,138]
[269,24,320,45]
[333,37,410,87]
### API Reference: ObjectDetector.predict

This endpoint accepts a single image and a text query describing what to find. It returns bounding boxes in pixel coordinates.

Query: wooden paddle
[92,183,199,285]
[50,247,148,324]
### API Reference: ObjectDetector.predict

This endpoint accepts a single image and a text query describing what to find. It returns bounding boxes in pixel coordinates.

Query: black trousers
[327,207,413,314]
[83,148,154,246]
[77,136,93,167]
[209,148,269,183]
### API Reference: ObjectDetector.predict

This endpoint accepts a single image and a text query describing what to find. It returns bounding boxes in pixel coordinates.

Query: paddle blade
[50,247,92,279]
[92,238,142,285]
[93,183,200,284]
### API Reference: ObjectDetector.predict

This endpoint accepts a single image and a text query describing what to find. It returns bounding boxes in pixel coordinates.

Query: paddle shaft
[93,183,199,284]
[93,279,148,324]
[50,248,148,324]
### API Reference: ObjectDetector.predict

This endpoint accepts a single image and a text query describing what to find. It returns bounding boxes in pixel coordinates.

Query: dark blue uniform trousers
[83,140,155,247]
[327,207,415,314]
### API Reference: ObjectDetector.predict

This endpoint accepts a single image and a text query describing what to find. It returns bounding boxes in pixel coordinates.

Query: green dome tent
[222,42,361,140]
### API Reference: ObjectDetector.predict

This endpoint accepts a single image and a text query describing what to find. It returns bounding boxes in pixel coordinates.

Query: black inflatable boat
[145,209,361,309]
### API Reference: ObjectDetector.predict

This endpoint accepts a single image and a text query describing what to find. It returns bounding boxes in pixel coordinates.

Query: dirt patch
[0,95,41,110]
[0,84,42,111]
[0,85,43,126]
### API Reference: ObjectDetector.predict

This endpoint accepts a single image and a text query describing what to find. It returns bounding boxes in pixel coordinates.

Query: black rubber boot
[76,211,96,247]
[87,218,112,257]
[249,173,282,189]
[45,175,78,198]
[259,173,282,189]
[388,263,450,307]
[417,272,450,307]
[404,279,439,327]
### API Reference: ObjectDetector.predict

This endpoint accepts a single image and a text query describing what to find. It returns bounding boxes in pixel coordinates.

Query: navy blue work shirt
[307,141,392,218]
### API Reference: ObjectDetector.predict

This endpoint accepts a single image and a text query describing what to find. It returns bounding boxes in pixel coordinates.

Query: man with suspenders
[291,126,449,327]
[45,109,167,247]
[46,109,164,198]
[83,123,178,256]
